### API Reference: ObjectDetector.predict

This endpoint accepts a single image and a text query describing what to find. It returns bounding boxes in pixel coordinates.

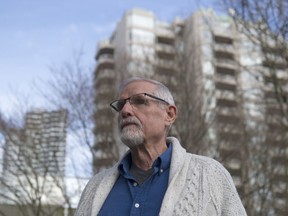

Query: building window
[216,66,235,76]
[213,35,233,45]
[214,51,234,60]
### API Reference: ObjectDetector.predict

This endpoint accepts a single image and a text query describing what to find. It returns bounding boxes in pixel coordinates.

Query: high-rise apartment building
[93,9,183,171]
[0,109,68,214]
[2,109,67,176]
[93,8,288,214]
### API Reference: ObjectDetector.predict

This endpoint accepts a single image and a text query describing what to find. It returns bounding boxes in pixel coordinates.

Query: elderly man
[75,77,247,216]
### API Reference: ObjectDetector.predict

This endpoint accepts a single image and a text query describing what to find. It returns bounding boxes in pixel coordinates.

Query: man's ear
[165,105,177,126]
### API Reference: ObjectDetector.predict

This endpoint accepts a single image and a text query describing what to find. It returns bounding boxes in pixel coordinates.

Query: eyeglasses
[110,93,169,112]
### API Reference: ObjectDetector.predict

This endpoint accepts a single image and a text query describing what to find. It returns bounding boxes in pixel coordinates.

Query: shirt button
[135,203,140,208]
[133,182,138,186]
[160,169,164,173]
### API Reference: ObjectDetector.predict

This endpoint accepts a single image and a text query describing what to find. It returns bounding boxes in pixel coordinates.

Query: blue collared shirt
[98,144,172,216]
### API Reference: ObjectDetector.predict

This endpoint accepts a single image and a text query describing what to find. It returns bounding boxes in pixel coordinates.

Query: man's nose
[119,101,133,117]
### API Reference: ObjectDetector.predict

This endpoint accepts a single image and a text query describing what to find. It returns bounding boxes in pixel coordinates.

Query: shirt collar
[152,143,172,173]
[118,153,133,179]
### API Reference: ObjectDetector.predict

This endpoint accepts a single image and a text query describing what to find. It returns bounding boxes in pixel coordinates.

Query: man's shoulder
[187,153,237,188]
[169,137,230,173]
[85,165,118,189]
[186,153,231,176]
[188,153,221,166]
[95,164,118,178]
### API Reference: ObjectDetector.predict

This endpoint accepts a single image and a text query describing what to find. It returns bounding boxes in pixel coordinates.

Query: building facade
[0,109,68,215]
[93,8,288,215]
[2,109,67,177]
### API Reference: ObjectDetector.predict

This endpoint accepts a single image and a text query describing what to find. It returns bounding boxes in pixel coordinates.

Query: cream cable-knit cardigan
[75,137,247,216]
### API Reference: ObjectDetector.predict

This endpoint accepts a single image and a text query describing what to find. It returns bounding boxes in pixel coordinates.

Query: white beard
[119,118,144,148]
[120,125,144,148]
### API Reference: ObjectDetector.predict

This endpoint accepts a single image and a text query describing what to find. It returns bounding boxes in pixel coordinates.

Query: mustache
[119,117,142,130]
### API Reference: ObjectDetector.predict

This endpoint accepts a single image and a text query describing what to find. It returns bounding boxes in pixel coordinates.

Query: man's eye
[131,97,146,105]
[117,100,126,109]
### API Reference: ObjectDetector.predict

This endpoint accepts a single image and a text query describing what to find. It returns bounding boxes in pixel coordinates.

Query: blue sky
[0,0,217,113]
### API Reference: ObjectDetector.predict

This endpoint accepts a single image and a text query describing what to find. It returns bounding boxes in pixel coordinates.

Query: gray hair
[118,77,175,105]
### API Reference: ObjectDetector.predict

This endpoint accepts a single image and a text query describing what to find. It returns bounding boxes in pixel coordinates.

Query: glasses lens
[110,94,149,112]
[130,95,146,106]
[112,99,126,111]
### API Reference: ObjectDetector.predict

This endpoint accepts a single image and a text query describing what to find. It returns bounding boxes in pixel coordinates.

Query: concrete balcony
[214,59,237,69]
[156,59,177,69]
[214,43,235,53]
[95,58,114,71]
[96,40,114,60]
[155,28,175,45]
[155,43,175,54]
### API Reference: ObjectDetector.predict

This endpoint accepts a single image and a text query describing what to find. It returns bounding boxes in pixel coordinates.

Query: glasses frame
[110,93,169,112]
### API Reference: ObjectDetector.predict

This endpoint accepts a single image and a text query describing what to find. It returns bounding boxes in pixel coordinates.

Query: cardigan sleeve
[74,174,101,216]
[204,159,247,216]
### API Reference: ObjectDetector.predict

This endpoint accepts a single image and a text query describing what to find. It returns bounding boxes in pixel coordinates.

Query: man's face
[117,81,168,148]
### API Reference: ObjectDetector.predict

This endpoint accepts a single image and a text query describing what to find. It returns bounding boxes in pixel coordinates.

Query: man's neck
[130,140,168,170]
